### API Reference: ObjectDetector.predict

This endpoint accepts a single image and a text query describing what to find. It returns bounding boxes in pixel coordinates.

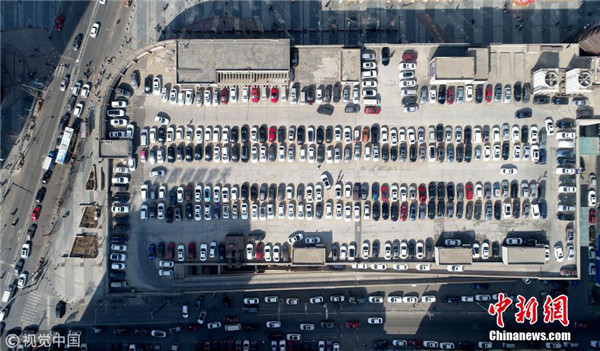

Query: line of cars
[138,122,549,165]
[108,163,135,288]
[397,51,419,112]
[134,176,546,224]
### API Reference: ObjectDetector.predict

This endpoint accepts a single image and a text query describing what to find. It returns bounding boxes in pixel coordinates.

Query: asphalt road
[0,0,137,334]
[52,280,600,351]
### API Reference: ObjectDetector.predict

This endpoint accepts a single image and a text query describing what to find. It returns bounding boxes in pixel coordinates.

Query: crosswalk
[19,290,43,326]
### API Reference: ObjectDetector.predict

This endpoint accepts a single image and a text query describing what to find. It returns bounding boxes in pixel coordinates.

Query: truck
[2,284,15,303]
[42,151,57,171]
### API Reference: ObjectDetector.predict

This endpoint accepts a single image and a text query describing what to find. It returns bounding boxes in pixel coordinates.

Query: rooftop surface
[177,39,291,84]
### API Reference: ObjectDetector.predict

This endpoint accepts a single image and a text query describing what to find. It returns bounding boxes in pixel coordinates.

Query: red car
[251,86,259,103]
[400,202,408,221]
[31,205,42,221]
[485,84,493,103]
[381,186,389,202]
[268,127,276,142]
[402,51,418,62]
[167,242,175,259]
[223,316,239,324]
[590,209,596,224]
[188,242,196,260]
[447,86,455,105]
[362,127,370,142]
[364,106,381,114]
[54,15,64,31]
[270,87,278,103]
[418,185,427,203]
[255,242,264,260]
[345,321,360,329]
[465,182,474,200]
[220,89,228,105]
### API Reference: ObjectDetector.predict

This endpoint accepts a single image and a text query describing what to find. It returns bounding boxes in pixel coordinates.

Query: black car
[241,125,249,143]
[41,169,53,184]
[436,124,444,142]
[381,47,390,66]
[306,87,315,104]
[230,127,239,143]
[402,95,417,106]
[399,144,407,162]
[443,296,460,304]
[502,142,509,160]
[194,144,203,161]
[114,224,130,233]
[428,182,436,199]
[533,95,550,105]
[165,207,173,223]
[185,203,193,220]
[475,84,483,104]
[446,184,454,201]
[438,85,446,104]
[456,201,463,219]
[297,126,305,145]
[167,145,175,163]
[176,144,184,161]
[464,126,472,144]
[381,145,389,162]
[316,127,324,144]
[371,126,379,144]
[556,119,575,129]
[428,200,435,219]
[157,126,166,143]
[510,181,518,198]
[521,126,529,143]
[437,200,445,218]
[144,77,152,94]
[185,145,193,162]
[513,82,522,102]
[72,33,83,51]
[456,144,464,162]
[55,301,66,318]
[409,145,417,162]
[325,127,333,143]
[391,202,399,221]
[268,144,276,161]
[344,104,359,113]
[241,144,249,163]
[157,242,165,258]
[464,144,472,163]
[372,202,380,221]
[259,184,267,201]
[317,104,334,116]
[35,187,47,203]
[259,125,267,143]
[437,144,444,162]
[551,96,569,105]
[382,202,389,220]
[113,215,130,224]
[390,146,398,161]
[494,201,501,220]
[204,145,212,162]
[515,109,532,119]
[231,145,240,162]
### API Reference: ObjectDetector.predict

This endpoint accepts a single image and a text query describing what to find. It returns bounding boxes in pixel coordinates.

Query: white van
[224,323,241,332]
[363,98,379,106]
[300,90,306,105]
[557,140,574,148]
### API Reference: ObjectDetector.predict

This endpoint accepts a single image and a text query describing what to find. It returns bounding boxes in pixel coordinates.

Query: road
[0,0,136,334]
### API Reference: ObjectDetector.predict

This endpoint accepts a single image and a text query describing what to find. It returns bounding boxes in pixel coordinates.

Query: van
[400,88,417,97]
[363,98,379,106]
[224,323,241,332]
[557,140,574,148]
[300,90,306,105]
[110,281,128,288]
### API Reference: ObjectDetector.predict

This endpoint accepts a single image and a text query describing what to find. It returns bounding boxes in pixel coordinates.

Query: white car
[589,189,597,206]
[154,115,170,125]
[243,297,259,305]
[73,102,84,117]
[421,295,436,303]
[554,245,564,262]
[400,79,417,87]
[501,166,518,175]
[368,296,384,304]
[545,117,555,135]
[89,22,100,38]
[309,296,324,304]
[367,317,384,325]
[265,321,281,328]
[80,83,91,98]
[288,233,304,244]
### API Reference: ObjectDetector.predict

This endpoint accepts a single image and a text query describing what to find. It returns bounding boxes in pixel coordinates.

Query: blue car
[148,243,156,260]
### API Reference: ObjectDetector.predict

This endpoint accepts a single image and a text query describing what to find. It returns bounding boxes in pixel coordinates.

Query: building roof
[176,39,290,84]
[501,246,546,265]
[434,247,473,265]
[99,139,132,158]
[433,57,475,80]
[292,247,326,265]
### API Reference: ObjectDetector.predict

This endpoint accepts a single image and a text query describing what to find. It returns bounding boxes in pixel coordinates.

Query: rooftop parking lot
[102,42,585,291]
